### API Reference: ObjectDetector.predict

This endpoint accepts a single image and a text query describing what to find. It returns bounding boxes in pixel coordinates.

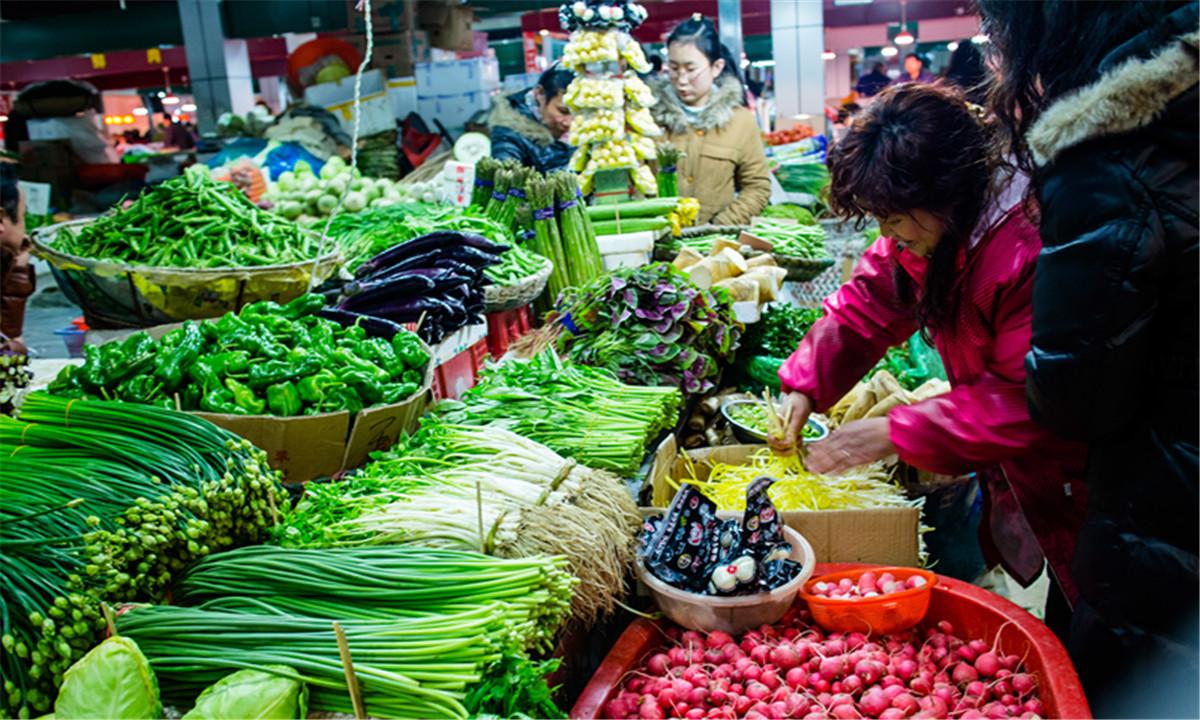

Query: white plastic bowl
[636,518,816,634]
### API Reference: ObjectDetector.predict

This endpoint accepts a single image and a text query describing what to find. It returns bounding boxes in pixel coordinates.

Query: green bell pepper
[392,331,430,370]
[224,377,265,414]
[321,385,364,415]
[200,387,245,415]
[180,383,203,410]
[297,372,338,404]
[379,381,419,404]
[80,345,108,390]
[341,369,383,405]
[246,354,322,389]
[115,375,162,404]
[154,322,204,389]
[266,381,302,416]
[279,293,326,321]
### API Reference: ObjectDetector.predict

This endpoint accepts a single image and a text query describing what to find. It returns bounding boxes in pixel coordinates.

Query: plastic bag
[181,666,308,720]
[55,636,161,719]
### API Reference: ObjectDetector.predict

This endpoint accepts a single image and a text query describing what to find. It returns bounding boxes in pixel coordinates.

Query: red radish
[1022,699,1043,715]
[687,687,709,706]
[723,643,744,662]
[746,682,770,701]
[957,645,979,663]
[672,679,694,696]
[761,669,781,690]
[709,688,728,705]
[743,711,768,720]
[881,676,905,689]
[826,637,848,655]
[656,689,679,710]
[685,710,705,720]
[953,662,980,684]
[861,688,890,717]
[843,674,864,693]
[1000,694,1018,707]
[785,694,811,717]
[906,575,928,590]
[820,656,848,681]
[992,680,1012,698]
[1019,714,1040,720]
[918,696,949,717]
[813,678,832,694]
[733,695,753,715]
[771,644,802,670]
[832,681,845,694]
[750,644,771,666]
[894,658,918,681]
[909,675,933,696]
[879,709,908,720]
[1011,674,1036,696]
[831,705,860,720]
[647,654,670,676]
[669,648,690,667]
[937,621,954,635]
[604,699,631,718]
[681,631,703,646]
[731,683,744,695]
[883,684,907,703]
[786,667,808,689]
[639,701,665,719]
[770,701,789,718]
[743,665,762,683]
[981,702,1009,719]
[706,631,733,649]
[1002,655,1020,672]
[966,681,988,700]
[891,692,919,715]
[968,640,989,656]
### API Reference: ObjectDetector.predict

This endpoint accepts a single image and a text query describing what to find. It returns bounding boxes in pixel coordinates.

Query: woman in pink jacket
[771,84,1087,625]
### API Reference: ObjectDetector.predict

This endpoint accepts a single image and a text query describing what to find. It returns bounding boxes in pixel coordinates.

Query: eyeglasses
[667,65,709,81]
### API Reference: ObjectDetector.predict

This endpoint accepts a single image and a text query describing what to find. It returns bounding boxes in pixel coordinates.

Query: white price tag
[18,181,51,216]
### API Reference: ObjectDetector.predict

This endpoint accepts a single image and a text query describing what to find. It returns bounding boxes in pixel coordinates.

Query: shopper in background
[855,62,892,97]
[485,67,575,174]
[769,84,1088,634]
[0,163,33,355]
[892,53,934,86]
[649,14,770,225]
[980,1,1198,716]
[942,41,989,106]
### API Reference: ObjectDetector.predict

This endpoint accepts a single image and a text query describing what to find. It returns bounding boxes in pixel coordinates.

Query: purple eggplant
[454,231,510,255]
[317,309,406,340]
[357,249,445,282]
[354,231,507,278]
[337,274,437,313]
[443,245,504,268]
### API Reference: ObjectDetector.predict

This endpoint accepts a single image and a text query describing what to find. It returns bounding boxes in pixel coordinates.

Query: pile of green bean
[0,393,283,717]
[53,167,320,268]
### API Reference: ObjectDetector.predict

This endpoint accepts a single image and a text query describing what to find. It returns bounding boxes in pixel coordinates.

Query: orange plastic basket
[800,565,937,635]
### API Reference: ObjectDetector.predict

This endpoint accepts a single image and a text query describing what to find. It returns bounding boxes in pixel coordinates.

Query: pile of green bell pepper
[47,294,431,416]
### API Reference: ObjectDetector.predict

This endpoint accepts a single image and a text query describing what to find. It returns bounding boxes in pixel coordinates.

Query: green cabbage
[181,666,308,720]
[55,637,160,719]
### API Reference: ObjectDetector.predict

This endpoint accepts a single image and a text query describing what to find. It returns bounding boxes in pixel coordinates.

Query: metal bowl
[721,397,830,444]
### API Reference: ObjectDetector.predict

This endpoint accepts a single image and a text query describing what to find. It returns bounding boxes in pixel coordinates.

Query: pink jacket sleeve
[888,260,1046,475]
[778,237,919,411]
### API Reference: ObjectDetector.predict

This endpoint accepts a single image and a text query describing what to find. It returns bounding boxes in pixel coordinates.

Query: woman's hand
[806,417,896,474]
[768,392,813,454]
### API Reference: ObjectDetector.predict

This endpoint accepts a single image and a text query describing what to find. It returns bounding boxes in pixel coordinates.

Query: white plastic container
[636,520,816,634]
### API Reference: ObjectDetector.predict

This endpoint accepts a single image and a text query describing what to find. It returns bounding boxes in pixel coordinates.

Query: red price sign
[523,32,540,73]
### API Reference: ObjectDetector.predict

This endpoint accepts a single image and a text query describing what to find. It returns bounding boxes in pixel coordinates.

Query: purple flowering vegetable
[554,263,742,395]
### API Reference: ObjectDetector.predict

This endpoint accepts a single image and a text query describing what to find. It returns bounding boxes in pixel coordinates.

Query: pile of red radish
[603,607,1044,720]
[809,571,927,600]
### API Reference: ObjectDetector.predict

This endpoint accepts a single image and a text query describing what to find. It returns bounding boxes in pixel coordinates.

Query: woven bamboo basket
[483,257,553,312]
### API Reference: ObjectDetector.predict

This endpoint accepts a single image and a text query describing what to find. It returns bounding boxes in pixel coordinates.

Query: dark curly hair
[827,83,994,337]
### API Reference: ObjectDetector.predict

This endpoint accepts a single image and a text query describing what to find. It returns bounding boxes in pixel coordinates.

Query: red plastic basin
[570,562,1091,719]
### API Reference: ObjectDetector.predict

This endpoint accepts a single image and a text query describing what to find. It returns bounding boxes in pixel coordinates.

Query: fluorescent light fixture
[751,59,776,68]
[880,45,899,57]
[947,41,959,51]
[132,107,149,116]
[821,50,837,61]
[539,29,549,36]
[971,33,989,44]
[162,95,180,105]
[894,31,915,46]
[833,0,873,5]
[181,103,197,112]
[793,114,812,120]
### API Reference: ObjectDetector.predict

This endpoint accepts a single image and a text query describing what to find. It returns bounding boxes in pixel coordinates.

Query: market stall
[1,1,1098,717]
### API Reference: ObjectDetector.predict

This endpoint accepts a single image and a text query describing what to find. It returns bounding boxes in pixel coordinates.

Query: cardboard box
[415,57,500,97]
[416,90,493,135]
[419,2,475,52]
[647,437,921,566]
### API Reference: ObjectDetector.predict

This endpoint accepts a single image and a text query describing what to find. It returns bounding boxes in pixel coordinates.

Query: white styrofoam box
[27,118,74,141]
[418,91,493,131]
[304,70,385,108]
[325,92,395,137]
[415,57,500,98]
[501,72,539,94]
[602,251,651,271]
[431,322,488,366]
[442,160,475,183]
[387,77,418,120]
[595,230,656,255]
[441,162,475,207]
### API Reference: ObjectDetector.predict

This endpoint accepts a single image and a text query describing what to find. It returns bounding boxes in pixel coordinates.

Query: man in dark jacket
[485,68,574,174]
[982,1,1198,716]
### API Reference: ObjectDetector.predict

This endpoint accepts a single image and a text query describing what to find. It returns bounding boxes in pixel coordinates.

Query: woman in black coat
[981,1,1198,717]
[485,67,574,174]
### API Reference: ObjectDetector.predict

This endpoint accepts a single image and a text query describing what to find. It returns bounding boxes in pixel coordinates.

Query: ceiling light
[181,103,197,112]
[751,59,776,68]
[123,115,134,124]
[132,107,148,116]
[539,29,549,36]
[971,34,989,44]
[880,46,899,57]
[157,91,166,98]
[821,50,837,61]
[793,114,812,120]
[162,95,180,105]
[0,115,8,123]
[894,30,915,46]
[947,41,959,51]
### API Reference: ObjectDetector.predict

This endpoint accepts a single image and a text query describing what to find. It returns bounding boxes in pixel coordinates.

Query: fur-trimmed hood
[1028,14,1198,166]
[648,75,745,135]
[486,91,557,147]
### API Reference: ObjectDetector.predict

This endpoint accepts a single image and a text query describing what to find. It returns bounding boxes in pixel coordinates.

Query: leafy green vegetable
[555,263,742,395]
[741,304,824,359]
[760,204,817,224]
[466,654,564,719]
[182,667,307,720]
[54,637,161,720]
